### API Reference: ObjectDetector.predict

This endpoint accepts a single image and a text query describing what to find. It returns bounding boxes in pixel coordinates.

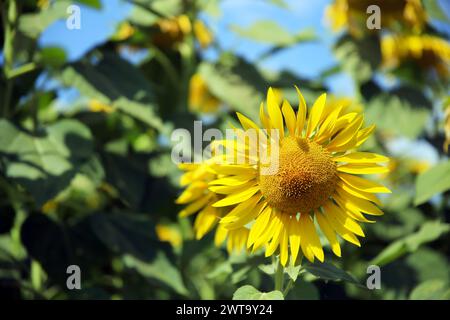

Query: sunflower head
[381,34,450,79]
[260,136,338,213]
[177,86,391,266]
[326,0,426,36]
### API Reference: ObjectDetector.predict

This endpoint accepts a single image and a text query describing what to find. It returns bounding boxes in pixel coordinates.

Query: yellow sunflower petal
[237,112,260,131]
[282,99,296,136]
[339,173,391,193]
[338,182,382,206]
[280,228,289,266]
[316,211,341,257]
[355,124,375,147]
[333,152,389,163]
[337,163,389,174]
[267,87,284,139]
[295,86,307,137]
[212,186,260,207]
[306,93,327,137]
[299,213,324,262]
[194,206,219,239]
[288,218,301,262]
[247,206,272,248]
[337,189,384,216]
[179,194,212,217]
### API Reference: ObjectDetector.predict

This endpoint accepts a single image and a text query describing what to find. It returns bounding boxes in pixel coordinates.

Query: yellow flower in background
[88,100,114,113]
[151,15,213,49]
[381,34,450,78]
[198,87,389,266]
[189,73,221,113]
[156,224,182,248]
[176,159,249,253]
[112,22,135,41]
[153,15,192,48]
[326,0,426,36]
[194,20,214,49]
[42,199,58,214]
[444,102,450,153]
[37,0,50,10]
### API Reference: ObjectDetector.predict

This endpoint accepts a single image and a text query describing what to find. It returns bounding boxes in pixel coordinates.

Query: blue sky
[39,0,353,94]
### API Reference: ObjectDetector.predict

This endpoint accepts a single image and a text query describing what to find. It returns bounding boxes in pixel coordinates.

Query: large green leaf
[231,21,315,47]
[303,262,362,287]
[333,34,381,83]
[233,285,284,300]
[87,212,161,261]
[415,161,450,205]
[409,280,450,300]
[19,1,72,38]
[0,119,93,206]
[198,57,268,120]
[58,52,164,131]
[365,93,429,139]
[123,252,188,296]
[371,221,450,266]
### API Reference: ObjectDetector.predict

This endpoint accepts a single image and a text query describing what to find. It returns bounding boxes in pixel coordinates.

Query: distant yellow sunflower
[206,87,390,265]
[326,0,426,35]
[152,15,192,48]
[381,34,450,79]
[193,20,214,49]
[176,159,249,253]
[189,74,221,113]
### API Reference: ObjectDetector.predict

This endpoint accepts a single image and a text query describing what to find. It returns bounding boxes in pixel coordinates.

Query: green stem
[7,62,38,79]
[150,45,179,88]
[283,279,294,297]
[274,259,284,292]
[31,260,43,291]
[2,0,18,117]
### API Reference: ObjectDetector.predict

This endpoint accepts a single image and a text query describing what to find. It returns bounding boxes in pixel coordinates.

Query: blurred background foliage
[0,0,449,300]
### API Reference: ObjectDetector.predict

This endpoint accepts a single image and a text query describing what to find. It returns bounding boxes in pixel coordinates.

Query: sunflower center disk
[259,136,338,214]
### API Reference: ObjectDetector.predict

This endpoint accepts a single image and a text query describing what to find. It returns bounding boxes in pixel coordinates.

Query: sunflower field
[0,0,449,301]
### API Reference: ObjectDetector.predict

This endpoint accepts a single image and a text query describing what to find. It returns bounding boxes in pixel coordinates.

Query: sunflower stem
[274,259,284,292]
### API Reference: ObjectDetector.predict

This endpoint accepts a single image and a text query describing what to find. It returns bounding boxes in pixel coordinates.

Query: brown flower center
[259,136,338,214]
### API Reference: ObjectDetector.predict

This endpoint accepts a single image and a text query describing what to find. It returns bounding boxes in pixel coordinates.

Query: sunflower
[381,34,450,79]
[204,87,390,266]
[176,158,249,253]
[152,15,192,48]
[189,74,221,113]
[326,0,426,36]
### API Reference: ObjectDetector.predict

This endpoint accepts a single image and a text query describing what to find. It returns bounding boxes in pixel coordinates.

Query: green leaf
[422,0,450,23]
[231,21,315,46]
[285,264,302,282]
[88,212,160,261]
[366,93,429,139]
[0,119,93,206]
[19,0,72,38]
[371,221,450,266]
[303,262,362,287]
[39,47,67,68]
[286,280,319,300]
[123,251,189,296]
[415,161,450,205]
[198,58,267,120]
[333,34,381,83]
[233,285,284,300]
[75,0,102,9]
[409,280,450,300]
[58,52,164,131]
